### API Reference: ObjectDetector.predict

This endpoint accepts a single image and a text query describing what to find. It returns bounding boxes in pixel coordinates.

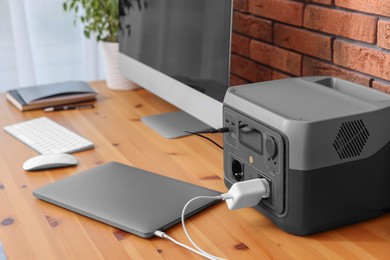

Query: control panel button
[266,137,278,158]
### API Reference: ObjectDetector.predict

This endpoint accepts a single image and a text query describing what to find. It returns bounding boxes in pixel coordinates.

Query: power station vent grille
[333,120,369,160]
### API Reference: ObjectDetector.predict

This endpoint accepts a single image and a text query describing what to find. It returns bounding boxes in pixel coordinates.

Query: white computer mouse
[23,153,78,171]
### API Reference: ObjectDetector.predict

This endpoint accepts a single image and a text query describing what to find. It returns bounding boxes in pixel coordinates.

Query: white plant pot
[100,41,139,90]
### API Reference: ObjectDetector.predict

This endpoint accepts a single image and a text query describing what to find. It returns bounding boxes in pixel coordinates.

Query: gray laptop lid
[33,162,220,238]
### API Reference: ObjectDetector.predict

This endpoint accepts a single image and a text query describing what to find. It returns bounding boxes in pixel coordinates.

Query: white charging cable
[182,195,227,260]
[154,178,270,260]
[154,229,218,260]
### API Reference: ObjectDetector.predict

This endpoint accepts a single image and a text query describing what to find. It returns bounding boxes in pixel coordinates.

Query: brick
[231,33,250,57]
[233,0,248,12]
[372,80,390,95]
[272,70,291,80]
[302,56,372,86]
[249,0,304,26]
[230,54,272,82]
[304,5,377,43]
[334,40,390,81]
[275,24,332,61]
[233,12,273,42]
[336,0,390,17]
[230,74,249,86]
[250,40,302,75]
[304,0,333,5]
[378,20,390,50]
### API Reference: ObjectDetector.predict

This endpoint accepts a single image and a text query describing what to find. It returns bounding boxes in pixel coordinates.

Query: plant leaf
[84,29,90,39]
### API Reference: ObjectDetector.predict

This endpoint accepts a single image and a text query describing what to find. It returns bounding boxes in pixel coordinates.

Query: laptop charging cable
[154,178,270,260]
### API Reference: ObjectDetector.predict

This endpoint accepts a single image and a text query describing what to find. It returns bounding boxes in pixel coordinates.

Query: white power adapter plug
[155,178,271,260]
[223,178,270,210]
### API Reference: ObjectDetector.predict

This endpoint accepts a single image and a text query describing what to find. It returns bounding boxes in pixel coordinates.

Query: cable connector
[154,230,167,238]
[211,127,230,133]
[189,127,230,134]
[223,178,270,210]
[220,193,233,200]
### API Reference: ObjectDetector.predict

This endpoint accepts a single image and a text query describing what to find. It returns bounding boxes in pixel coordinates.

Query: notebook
[6,81,97,111]
[33,162,221,238]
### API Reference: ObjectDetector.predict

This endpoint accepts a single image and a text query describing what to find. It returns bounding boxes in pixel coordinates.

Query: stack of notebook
[6,81,97,111]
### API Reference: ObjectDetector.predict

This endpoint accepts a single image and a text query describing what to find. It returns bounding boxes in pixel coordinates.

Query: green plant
[63,0,119,42]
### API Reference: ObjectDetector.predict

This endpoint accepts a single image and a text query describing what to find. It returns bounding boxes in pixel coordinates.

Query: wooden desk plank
[0,81,389,259]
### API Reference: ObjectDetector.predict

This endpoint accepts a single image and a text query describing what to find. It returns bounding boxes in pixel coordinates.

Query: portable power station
[223,76,390,235]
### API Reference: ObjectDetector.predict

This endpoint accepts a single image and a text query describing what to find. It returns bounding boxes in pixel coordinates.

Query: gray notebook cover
[18,81,96,103]
[33,162,220,238]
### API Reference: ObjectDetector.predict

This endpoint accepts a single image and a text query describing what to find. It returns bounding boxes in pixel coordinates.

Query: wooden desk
[0,81,389,259]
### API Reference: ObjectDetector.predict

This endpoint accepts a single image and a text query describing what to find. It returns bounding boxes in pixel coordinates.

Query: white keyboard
[4,117,94,154]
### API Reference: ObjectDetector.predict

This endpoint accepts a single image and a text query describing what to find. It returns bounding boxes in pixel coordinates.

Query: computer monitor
[118,0,232,138]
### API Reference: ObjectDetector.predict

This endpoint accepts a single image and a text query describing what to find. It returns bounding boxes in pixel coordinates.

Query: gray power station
[223,76,390,235]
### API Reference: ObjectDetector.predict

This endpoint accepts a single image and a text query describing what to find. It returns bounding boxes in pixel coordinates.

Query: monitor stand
[141,111,211,139]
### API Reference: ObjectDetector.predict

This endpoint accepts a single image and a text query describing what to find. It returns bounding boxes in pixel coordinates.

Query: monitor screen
[119,0,232,138]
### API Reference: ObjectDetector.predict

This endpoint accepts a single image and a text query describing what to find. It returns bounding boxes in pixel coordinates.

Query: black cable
[185,125,247,150]
[191,127,230,134]
[185,131,223,150]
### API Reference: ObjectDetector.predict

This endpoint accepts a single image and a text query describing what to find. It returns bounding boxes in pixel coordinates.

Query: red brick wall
[230,0,390,94]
